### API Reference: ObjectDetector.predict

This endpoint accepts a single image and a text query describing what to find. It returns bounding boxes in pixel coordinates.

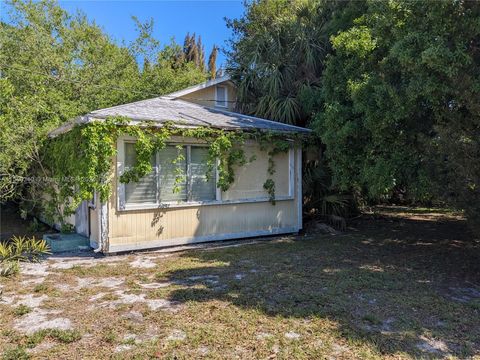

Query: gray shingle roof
[50,97,311,137]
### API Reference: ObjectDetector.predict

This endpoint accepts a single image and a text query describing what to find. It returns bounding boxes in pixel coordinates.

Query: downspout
[94,201,108,253]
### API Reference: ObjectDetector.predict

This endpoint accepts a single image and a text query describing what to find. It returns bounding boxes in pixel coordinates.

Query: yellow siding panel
[107,141,300,252]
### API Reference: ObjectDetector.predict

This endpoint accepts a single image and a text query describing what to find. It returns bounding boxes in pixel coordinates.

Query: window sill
[118,195,294,212]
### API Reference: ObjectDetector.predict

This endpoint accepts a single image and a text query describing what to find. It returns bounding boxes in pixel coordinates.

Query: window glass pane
[216,86,226,107]
[124,143,157,204]
[159,145,187,202]
[190,146,215,201]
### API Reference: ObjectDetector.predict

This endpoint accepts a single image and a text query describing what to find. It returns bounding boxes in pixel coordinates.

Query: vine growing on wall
[40,116,305,227]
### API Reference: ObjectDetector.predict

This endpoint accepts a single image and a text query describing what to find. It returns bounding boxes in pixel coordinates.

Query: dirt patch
[166,329,186,341]
[129,257,157,269]
[13,308,72,334]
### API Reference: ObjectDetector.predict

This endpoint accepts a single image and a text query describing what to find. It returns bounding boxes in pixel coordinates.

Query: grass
[26,329,82,348]
[1,346,29,360]
[0,207,479,359]
[13,305,31,317]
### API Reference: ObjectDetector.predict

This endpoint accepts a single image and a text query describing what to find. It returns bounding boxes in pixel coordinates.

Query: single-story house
[48,76,311,253]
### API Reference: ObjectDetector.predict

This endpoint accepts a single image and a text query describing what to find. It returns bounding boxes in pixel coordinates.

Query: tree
[208,45,218,79]
[226,0,362,126]
[316,1,480,232]
[197,35,206,72]
[0,0,206,207]
[182,32,206,71]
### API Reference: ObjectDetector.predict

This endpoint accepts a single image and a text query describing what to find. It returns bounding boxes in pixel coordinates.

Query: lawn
[0,208,479,359]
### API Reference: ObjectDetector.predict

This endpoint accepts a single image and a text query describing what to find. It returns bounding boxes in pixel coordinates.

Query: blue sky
[59,0,244,66]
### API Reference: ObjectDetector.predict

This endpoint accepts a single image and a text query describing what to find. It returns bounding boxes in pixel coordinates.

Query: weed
[103,329,117,344]
[2,346,29,360]
[33,284,48,293]
[13,305,31,317]
[26,329,81,348]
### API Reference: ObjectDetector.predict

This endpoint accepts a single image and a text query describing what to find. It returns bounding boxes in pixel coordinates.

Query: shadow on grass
[161,214,480,358]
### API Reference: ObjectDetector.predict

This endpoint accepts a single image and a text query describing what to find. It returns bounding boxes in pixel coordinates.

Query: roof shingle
[50,97,311,136]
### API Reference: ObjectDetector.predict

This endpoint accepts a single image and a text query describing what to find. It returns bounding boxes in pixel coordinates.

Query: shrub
[0,236,50,263]
[0,236,50,277]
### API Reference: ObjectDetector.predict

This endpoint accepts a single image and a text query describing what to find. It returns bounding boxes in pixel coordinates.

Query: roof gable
[164,75,232,99]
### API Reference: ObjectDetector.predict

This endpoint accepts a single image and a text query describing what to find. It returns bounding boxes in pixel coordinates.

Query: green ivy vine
[41,116,305,227]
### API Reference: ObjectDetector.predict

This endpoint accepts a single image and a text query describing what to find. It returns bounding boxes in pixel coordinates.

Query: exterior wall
[223,145,291,201]
[178,82,237,111]
[106,140,301,252]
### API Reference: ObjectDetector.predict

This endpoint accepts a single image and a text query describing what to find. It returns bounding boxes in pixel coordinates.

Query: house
[48,76,311,253]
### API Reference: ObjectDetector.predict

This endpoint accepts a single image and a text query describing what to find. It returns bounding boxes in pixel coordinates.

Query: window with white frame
[215,85,227,107]
[123,142,216,206]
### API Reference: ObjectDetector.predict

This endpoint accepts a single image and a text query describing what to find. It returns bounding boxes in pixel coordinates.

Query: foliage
[27,329,82,346]
[1,346,29,360]
[302,159,352,221]
[0,235,50,277]
[40,116,302,225]
[226,0,361,221]
[226,0,362,127]
[0,261,19,277]
[208,45,219,79]
[0,236,51,263]
[14,304,32,317]
[316,0,480,233]
[0,0,209,208]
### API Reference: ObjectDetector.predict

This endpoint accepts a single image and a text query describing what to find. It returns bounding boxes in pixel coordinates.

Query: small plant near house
[0,236,51,277]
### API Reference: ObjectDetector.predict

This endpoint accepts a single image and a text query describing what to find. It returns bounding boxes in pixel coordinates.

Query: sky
[2,0,245,67]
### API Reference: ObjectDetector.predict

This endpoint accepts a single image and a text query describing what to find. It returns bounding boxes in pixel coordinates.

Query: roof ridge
[164,75,231,99]
[169,98,311,132]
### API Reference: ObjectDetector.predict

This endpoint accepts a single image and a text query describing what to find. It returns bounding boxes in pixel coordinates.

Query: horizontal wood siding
[107,143,300,251]
[178,83,237,111]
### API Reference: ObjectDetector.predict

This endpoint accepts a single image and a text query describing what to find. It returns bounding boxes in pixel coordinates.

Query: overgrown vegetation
[0,236,50,277]
[228,0,480,235]
[0,0,215,212]
[41,117,303,226]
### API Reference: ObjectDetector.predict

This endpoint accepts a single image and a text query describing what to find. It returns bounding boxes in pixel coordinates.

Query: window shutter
[124,143,157,204]
[190,147,215,201]
[159,146,188,202]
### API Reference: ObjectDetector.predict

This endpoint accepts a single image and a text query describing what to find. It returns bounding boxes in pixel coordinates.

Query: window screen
[216,86,227,107]
[159,145,187,202]
[123,143,217,205]
[190,146,215,201]
[124,142,157,204]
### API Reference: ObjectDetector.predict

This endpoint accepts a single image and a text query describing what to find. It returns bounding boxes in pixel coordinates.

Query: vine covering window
[124,142,215,205]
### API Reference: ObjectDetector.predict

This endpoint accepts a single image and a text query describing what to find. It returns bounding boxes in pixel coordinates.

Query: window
[215,85,227,107]
[124,142,157,204]
[122,143,216,206]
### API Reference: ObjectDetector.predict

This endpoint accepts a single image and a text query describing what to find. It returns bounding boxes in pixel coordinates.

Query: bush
[0,236,50,277]
[0,236,50,262]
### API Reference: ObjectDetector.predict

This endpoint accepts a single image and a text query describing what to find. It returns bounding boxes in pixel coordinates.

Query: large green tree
[226,0,364,126]
[0,0,207,207]
[316,1,480,230]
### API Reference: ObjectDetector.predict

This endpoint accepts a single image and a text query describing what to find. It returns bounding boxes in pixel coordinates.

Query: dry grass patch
[1,208,479,358]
